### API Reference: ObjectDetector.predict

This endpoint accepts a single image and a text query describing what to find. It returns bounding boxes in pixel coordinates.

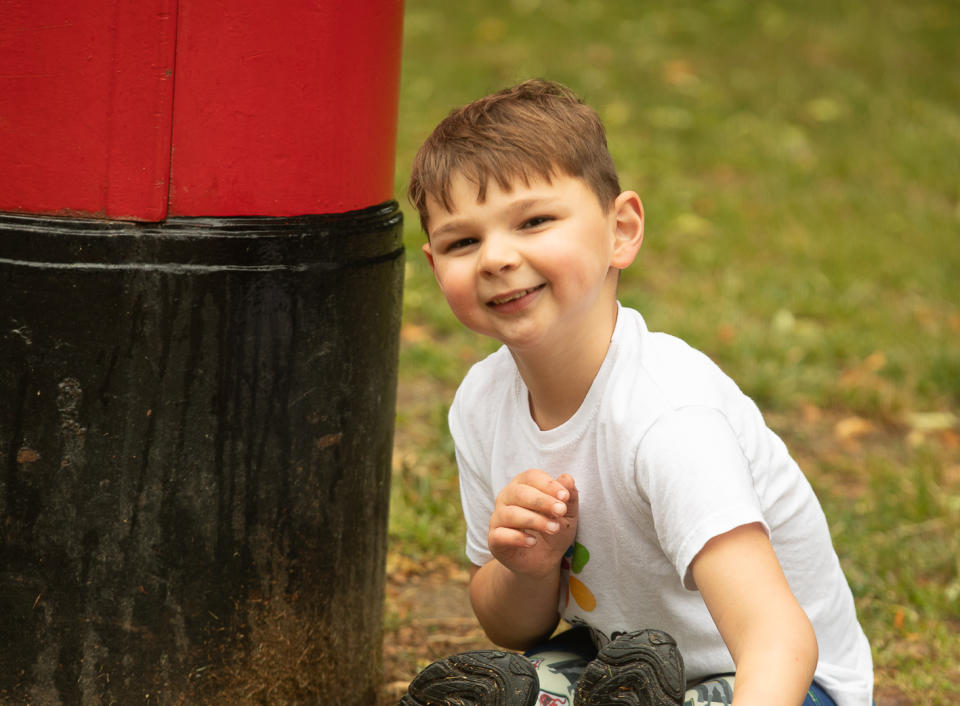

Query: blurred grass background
[387,0,959,700]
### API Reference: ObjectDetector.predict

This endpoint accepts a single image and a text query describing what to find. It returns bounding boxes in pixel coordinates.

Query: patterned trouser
[683,675,736,705]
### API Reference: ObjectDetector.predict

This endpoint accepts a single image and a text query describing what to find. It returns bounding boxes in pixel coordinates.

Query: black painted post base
[0,205,403,704]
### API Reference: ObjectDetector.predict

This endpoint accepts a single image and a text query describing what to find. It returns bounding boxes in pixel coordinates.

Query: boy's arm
[691,522,819,706]
[468,470,578,651]
[468,559,562,650]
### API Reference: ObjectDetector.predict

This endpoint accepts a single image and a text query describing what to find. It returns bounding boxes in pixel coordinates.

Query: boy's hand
[488,470,578,579]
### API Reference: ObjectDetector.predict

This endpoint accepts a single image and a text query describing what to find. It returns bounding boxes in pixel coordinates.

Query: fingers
[513,480,568,519]
[489,525,540,550]
[488,470,580,577]
[555,473,579,520]
[491,469,577,538]
[500,470,570,514]
[494,500,562,538]
[516,468,573,510]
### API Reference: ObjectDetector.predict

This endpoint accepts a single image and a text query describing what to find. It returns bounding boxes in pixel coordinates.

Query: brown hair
[408,79,621,233]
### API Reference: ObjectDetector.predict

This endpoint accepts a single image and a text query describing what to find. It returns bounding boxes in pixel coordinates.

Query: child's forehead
[429,169,559,215]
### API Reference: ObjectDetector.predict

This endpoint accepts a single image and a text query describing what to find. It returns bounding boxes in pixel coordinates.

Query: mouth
[487,284,546,307]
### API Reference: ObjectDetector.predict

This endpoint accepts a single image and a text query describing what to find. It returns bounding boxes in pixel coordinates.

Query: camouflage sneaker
[399,649,539,706]
[574,629,685,706]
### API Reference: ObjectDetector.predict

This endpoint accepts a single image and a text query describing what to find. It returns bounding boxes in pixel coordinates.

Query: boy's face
[422,172,643,353]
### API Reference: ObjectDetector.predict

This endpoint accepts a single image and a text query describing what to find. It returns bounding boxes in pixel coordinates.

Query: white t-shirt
[450,305,874,706]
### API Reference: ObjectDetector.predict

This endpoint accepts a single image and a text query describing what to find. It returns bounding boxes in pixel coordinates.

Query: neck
[510,301,618,431]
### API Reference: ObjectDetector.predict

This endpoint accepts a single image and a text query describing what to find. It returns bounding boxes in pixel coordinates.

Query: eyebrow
[429,197,560,239]
[429,218,468,240]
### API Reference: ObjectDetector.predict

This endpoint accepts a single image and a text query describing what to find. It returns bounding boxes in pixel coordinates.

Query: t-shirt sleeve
[635,406,769,590]
[448,387,496,568]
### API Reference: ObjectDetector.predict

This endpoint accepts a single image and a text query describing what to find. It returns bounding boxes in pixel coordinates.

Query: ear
[609,190,644,270]
[422,240,436,269]
[422,240,442,285]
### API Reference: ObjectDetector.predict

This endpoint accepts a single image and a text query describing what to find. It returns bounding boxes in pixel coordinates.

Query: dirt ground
[380,556,495,705]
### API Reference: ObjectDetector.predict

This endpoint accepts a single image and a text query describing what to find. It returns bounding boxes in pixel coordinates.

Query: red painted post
[169,0,403,216]
[0,0,403,219]
[0,1,177,221]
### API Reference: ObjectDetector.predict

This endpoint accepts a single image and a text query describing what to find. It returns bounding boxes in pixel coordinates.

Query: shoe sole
[574,630,685,706]
[399,649,539,706]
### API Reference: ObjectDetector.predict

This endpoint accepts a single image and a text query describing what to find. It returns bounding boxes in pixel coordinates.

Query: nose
[478,231,520,275]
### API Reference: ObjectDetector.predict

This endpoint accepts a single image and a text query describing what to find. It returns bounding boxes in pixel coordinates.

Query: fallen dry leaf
[905,411,957,432]
[834,416,875,441]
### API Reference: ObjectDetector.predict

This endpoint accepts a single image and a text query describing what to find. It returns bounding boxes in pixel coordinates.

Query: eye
[521,215,553,229]
[444,237,478,253]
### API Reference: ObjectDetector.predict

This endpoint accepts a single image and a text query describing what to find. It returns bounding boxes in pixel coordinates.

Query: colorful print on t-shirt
[562,542,596,612]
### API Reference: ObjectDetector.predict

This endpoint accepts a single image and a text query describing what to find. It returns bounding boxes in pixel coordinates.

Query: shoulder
[449,345,518,436]
[609,307,746,417]
[453,345,516,403]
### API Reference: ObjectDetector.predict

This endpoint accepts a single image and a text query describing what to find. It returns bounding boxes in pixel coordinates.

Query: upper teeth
[491,287,537,305]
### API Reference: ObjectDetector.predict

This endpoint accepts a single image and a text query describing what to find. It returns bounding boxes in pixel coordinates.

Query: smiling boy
[399,80,873,706]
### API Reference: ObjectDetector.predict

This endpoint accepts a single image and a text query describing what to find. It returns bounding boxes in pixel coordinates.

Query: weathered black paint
[0,205,403,704]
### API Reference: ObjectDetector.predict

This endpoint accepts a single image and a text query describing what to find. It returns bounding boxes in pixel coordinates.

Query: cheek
[443,288,473,314]
[539,247,604,291]
[435,267,477,313]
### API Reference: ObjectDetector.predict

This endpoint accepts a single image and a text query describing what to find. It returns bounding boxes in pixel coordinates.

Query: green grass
[389,0,960,700]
